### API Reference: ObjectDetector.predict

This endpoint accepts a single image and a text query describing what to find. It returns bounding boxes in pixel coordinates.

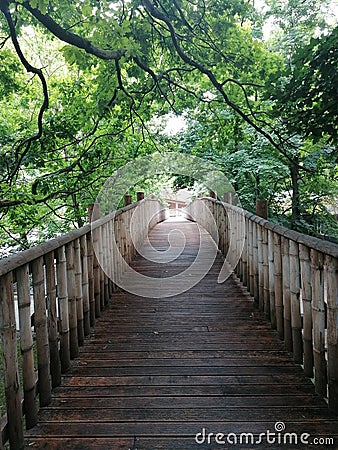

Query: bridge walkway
[25,218,338,449]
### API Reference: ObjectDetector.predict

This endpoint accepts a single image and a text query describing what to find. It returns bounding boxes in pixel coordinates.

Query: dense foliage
[0,0,337,254]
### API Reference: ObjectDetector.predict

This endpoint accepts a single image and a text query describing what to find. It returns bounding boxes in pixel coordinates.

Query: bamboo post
[224,206,229,257]
[74,238,84,346]
[93,225,101,318]
[242,218,248,287]
[56,246,70,372]
[231,209,237,275]
[299,244,313,377]
[236,210,243,279]
[120,213,127,264]
[86,233,95,326]
[112,219,119,289]
[253,223,259,304]
[124,194,132,206]
[268,230,276,329]
[282,237,292,352]
[102,223,110,305]
[114,218,122,284]
[325,255,338,412]
[89,203,101,318]
[311,249,327,398]
[66,242,79,359]
[289,240,302,364]
[129,209,136,261]
[80,235,91,335]
[0,273,24,449]
[137,191,144,201]
[44,252,61,388]
[31,256,52,406]
[262,227,270,319]
[219,205,226,256]
[98,226,105,310]
[108,219,115,294]
[248,220,254,297]
[0,407,3,450]
[88,203,100,222]
[16,265,38,429]
[274,233,283,340]
[257,224,264,310]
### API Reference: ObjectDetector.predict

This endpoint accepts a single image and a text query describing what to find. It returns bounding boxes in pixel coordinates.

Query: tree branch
[22,1,126,61]
[142,0,305,167]
[1,1,49,179]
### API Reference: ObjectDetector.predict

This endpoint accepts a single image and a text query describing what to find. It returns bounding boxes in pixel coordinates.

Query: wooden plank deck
[25,218,338,449]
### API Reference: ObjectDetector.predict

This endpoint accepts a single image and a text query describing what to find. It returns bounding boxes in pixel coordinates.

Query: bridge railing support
[188,197,338,414]
[0,195,167,449]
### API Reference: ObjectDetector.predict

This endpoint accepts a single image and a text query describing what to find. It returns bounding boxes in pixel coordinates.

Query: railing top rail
[0,198,157,277]
[200,197,338,259]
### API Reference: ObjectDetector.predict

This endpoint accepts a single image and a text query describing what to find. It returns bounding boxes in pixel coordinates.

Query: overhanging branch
[1,0,49,177]
[22,1,126,61]
[142,0,308,168]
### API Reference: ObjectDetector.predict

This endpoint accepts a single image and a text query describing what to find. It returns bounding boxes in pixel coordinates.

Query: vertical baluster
[89,205,100,322]
[237,209,243,279]
[231,207,237,270]
[108,219,115,294]
[289,240,302,364]
[242,216,248,287]
[262,227,270,318]
[0,273,24,449]
[257,224,264,309]
[56,246,70,372]
[231,209,237,274]
[74,238,84,346]
[282,237,292,352]
[218,204,223,254]
[311,249,327,398]
[268,230,276,328]
[86,233,95,326]
[274,233,283,340]
[248,220,254,297]
[16,265,38,428]
[223,206,229,257]
[102,223,110,305]
[120,214,126,270]
[80,235,91,335]
[253,222,259,304]
[93,223,101,318]
[31,256,52,406]
[99,226,105,310]
[125,210,131,264]
[0,405,3,450]
[66,242,78,358]
[122,213,128,261]
[325,255,338,412]
[114,218,121,285]
[44,252,61,387]
[299,244,313,377]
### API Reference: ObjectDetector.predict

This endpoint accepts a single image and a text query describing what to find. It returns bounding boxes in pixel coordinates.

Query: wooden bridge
[0,196,337,449]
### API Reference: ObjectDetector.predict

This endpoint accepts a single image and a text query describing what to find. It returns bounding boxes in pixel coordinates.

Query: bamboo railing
[0,195,166,450]
[187,197,338,414]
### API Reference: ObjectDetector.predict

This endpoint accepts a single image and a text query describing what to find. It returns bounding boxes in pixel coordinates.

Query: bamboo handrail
[187,197,338,413]
[0,196,166,449]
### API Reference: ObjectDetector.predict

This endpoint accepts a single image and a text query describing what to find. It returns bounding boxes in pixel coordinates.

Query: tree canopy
[0,0,337,254]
